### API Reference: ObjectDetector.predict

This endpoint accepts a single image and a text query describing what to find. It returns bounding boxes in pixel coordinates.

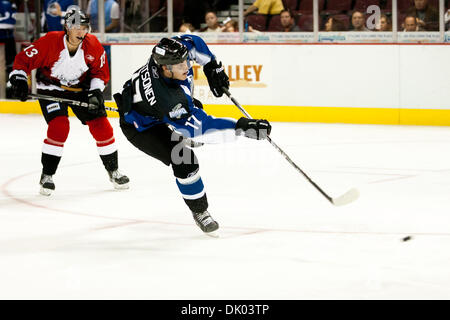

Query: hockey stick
[28,93,119,112]
[222,87,359,206]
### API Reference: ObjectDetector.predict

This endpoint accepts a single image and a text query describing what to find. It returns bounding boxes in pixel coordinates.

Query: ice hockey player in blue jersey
[114,35,271,235]
[0,0,17,76]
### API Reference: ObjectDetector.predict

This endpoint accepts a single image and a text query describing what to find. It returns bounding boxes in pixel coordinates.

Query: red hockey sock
[42,116,70,156]
[86,117,117,155]
[41,116,70,175]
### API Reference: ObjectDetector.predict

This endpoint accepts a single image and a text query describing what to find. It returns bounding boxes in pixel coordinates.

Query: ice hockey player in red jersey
[8,8,129,196]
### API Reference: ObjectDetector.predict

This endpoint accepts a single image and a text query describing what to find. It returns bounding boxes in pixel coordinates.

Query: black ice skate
[108,170,130,189]
[39,174,55,196]
[192,210,219,234]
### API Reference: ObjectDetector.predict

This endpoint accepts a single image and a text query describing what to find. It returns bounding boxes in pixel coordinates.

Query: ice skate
[39,174,55,196]
[108,170,130,189]
[192,210,219,236]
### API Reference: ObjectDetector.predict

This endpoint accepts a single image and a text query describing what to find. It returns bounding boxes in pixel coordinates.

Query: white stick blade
[332,188,360,206]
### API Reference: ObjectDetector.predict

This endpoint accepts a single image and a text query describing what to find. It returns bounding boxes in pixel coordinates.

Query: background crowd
[1,0,449,98]
[1,0,449,38]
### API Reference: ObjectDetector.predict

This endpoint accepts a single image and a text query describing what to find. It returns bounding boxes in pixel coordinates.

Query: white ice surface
[1,114,450,299]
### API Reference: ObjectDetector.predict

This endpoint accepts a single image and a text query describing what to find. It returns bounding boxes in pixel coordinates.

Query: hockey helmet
[64,7,91,32]
[152,38,188,66]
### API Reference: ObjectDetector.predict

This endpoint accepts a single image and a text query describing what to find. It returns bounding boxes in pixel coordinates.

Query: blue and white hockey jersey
[121,34,237,143]
[0,1,16,34]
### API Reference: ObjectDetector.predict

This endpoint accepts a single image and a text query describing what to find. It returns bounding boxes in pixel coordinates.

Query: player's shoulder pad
[83,34,103,46]
[43,31,65,40]
[81,34,105,57]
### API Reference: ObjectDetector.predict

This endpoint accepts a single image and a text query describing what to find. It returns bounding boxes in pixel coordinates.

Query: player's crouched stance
[114,36,271,235]
[8,8,129,195]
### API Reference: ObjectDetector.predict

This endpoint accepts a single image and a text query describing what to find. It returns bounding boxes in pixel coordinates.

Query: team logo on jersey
[46,102,61,113]
[169,103,188,119]
[86,54,95,62]
[151,66,159,78]
[51,49,88,86]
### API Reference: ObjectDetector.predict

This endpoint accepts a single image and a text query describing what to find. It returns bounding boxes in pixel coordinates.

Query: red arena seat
[268,15,283,31]
[283,0,299,11]
[353,0,380,12]
[298,14,314,31]
[298,0,324,12]
[326,0,353,12]
[150,0,162,14]
[246,14,267,31]
[333,14,350,30]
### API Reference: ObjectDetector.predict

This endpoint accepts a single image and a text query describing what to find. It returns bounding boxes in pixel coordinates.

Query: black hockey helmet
[64,7,91,32]
[152,38,188,66]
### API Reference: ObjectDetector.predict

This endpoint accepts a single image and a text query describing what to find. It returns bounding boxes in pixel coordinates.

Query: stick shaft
[222,87,334,204]
[28,93,119,112]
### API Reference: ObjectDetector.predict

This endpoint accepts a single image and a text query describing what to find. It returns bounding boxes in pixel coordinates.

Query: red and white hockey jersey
[11,31,109,92]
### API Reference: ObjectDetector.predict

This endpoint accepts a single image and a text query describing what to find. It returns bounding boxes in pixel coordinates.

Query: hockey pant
[119,118,208,213]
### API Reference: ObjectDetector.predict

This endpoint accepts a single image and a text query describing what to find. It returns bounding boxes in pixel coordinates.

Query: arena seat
[283,0,299,11]
[268,15,283,31]
[150,0,162,14]
[297,14,314,31]
[246,14,267,31]
[353,0,380,12]
[298,0,324,13]
[326,0,353,12]
[333,14,350,30]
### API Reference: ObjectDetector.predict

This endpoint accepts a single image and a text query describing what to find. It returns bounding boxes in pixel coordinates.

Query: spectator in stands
[223,19,239,32]
[200,11,222,32]
[280,9,300,32]
[43,0,74,32]
[0,0,16,77]
[87,0,119,97]
[444,8,449,30]
[324,16,347,31]
[406,0,439,31]
[87,0,120,33]
[377,14,392,31]
[179,22,195,33]
[350,11,370,31]
[244,0,284,17]
[403,14,424,31]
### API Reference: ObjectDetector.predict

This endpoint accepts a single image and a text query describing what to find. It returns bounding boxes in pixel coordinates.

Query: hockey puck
[402,236,412,242]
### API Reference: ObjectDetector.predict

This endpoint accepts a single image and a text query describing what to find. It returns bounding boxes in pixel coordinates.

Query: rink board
[1,43,449,125]
[2,100,450,126]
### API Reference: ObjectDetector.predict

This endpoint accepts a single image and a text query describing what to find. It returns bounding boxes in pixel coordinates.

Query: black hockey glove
[86,89,105,114]
[9,74,29,102]
[193,97,204,110]
[203,59,229,98]
[235,117,272,140]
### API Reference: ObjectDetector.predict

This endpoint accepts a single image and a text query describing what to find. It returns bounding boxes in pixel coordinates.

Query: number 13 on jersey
[24,45,38,58]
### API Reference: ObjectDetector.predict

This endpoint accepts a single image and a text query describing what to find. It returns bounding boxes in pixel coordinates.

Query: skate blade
[112,182,130,190]
[205,231,219,238]
[39,187,53,196]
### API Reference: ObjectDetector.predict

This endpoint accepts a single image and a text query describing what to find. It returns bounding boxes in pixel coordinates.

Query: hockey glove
[86,89,105,114]
[235,117,272,140]
[193,97,204,110]
[9,74,29,102]
[203,59,229,98]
